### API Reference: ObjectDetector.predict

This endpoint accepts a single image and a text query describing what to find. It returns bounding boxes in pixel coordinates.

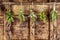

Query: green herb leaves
[7,10,14,22]
[18,8,25,22]
[30,9,36,22]
[39,10,46,23]
[6,8,58,23]
[51,10,57,21]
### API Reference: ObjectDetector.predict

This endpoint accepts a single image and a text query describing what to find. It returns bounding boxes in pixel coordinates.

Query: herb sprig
[39,10,46,23]
[7,10,14,22]
[51,10,57,21]
[18,8,25,22]
[30,9,36,22]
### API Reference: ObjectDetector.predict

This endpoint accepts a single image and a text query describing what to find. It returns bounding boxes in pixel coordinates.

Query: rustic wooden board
[50,0,60,2]
[1,2,60,40]
[30,18,35,40]
[35,16,49,40]
[12,16,29,40]
[0,10,4,40]
[12,5,30,15]
[30,14,49,40]
[0,0,48,2]
[57,15,60,40]
[11,5,48,15]
[4,15,29,40]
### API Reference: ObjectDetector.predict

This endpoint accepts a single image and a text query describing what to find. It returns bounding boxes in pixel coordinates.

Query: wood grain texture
[0,2,60,40]
[0,10,4,40]
[12,16,29,40]
[0,0,48,2]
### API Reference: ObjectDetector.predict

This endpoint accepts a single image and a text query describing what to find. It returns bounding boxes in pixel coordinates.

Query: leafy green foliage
[7,10,14,22]
[39,10,46,23]
[18,8,25,22]
[30,9,36,22]
[51,10,58,21]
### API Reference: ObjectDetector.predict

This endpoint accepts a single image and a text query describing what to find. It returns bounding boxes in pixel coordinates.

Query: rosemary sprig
[7,10,14,22]
[18,8,25,22]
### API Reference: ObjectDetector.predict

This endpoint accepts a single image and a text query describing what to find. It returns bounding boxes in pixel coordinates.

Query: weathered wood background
[0,0,60,2]
[0,0,60,40]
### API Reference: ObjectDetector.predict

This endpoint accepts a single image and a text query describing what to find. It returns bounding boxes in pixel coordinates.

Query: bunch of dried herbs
[39,10,46,23]
[30,9,37,22]
[18,8,25,22]
[7,10,14,22]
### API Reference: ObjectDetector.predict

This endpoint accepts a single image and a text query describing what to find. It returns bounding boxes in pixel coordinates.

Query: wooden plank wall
[0,4,49,40]
[0,0,60,40]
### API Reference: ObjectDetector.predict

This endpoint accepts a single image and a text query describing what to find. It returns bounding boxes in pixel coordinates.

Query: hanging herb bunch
[39,10,46,23]
[7,10,14,22]
[51,9,58,21]
[18,8,25,22]
[6,9,14,40]
[51,3,58,21]
[30,9,37,22]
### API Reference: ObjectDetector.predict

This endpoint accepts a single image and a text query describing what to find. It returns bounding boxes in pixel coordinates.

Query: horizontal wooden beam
[1,2,60,5]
